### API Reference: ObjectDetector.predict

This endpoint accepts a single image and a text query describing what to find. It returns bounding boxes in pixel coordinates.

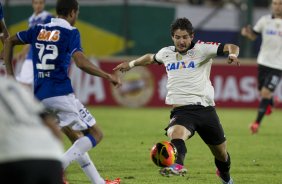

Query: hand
[241,25,252,37]
[108,73,121,88]
[113,62,131,73]
[227,55,240,66]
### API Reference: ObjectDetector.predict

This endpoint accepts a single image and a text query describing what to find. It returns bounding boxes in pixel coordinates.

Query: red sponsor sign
[2,59,281,108]
[70,59,282,108]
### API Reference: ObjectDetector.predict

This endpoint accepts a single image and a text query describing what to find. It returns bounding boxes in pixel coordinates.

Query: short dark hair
[170,18,194,36]
[56,0,78,17]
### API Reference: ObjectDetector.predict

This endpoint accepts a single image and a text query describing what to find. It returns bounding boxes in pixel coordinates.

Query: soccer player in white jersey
[0,2,9,59]
[0,77,64,184]
[16,0,53,87]
[4,0,121,184]
[114,17,239,184]
[241,0,282,134]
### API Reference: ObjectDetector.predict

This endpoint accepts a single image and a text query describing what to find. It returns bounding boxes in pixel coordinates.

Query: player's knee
[168,125,190,140]
[88,126,104,144]
[260,88,272,98]
[94,130,103,144]
[63,127,83,143]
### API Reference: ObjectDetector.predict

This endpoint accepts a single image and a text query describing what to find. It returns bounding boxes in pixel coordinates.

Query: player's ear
[70,10,75,18]
[171,34,175,42]
[190,33,194,40]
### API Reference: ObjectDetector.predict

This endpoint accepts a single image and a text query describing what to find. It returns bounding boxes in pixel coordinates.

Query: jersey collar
[50,18,74,30]
[175,42,195,54]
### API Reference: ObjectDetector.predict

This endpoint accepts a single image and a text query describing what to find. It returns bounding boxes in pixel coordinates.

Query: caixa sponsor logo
[265,29,282,37]
[166,61,195,71]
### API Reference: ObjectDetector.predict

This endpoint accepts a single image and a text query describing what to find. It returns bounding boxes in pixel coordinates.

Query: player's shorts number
[35,43,58,70]
[79,108,90,119]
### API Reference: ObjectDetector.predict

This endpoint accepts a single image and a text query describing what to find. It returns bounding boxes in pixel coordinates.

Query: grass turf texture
[64,107,282,184]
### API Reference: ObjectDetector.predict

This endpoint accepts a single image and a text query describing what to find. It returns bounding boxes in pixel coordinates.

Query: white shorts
[42,94,96,131]
[16,59,33,85]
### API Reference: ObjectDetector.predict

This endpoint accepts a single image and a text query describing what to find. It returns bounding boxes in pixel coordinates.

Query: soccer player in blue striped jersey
[4,0,121,184]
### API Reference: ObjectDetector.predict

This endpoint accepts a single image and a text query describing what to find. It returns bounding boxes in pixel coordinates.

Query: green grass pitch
[64,107,282,184]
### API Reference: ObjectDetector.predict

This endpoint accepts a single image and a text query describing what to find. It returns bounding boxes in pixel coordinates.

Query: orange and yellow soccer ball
[150,141,177,167]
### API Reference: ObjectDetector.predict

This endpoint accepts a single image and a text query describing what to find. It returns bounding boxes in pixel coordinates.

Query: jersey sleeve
[69,29,83,56]
[154,47,169,64]
[16,26,37,44]
[253,16,265,33]
[216,43,225,56]
[197,41,220,57]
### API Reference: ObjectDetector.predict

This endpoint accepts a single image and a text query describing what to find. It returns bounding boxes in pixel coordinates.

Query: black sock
[215,153,231,182]
[269,97,274,106]
[256,98,271,124]
[171,139,187,166]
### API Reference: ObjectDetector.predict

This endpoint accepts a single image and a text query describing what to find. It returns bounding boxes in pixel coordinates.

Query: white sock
[77,152,105,184]
[63,136,93,169]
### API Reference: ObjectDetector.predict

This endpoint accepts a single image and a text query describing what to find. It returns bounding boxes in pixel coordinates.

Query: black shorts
[0,159,63,184]
[165,105,226,145]
[258,65,282,91]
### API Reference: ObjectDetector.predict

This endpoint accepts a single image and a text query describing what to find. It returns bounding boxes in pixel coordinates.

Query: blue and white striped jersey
[17,18,83,100]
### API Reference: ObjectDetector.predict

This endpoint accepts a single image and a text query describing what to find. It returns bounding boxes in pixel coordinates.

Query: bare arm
[0,19,9,59]
[0,19,9,43]
[223,44,240,66]
[4,35,25,76]
[14,44,30,61]
[241,25,257,41]
[72,51,121,87]
[113,53,155,72]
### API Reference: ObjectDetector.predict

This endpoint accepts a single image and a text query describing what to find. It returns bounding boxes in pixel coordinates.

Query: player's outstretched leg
[62,124,105,184]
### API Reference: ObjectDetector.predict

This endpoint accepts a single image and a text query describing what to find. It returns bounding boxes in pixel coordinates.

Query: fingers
[113,62,131,73]
[114,76,122,87]
[227,57,240,66]
[113,64,121,71]
[113,81,122,88]
[109,73,122,88]
[113,63,126,71]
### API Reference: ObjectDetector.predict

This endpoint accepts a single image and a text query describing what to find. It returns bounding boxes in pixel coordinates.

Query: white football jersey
[155,41,220,107]
[253,15,282,70]
[0,77,63,163]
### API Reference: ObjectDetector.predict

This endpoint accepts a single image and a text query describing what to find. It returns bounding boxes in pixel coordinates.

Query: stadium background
[1,0,281,108]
